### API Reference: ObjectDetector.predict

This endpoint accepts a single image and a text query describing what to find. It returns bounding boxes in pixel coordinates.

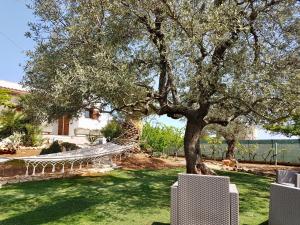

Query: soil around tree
[1,152,300,179]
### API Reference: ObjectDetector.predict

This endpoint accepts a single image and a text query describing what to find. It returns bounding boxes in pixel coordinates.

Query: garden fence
[164,139,300,165]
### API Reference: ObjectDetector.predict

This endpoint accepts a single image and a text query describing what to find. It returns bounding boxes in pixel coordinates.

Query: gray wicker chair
[171,173,239,225]
[276,170,299,187]
[269,183,300,225]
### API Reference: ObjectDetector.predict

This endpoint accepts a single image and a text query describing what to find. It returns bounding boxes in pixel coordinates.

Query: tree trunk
[184,119,203,174]
[225,139,236,159]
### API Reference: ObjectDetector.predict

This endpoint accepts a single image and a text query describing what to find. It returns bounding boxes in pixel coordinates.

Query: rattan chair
[269,183,300,225]
[276,170,299,187]
[171,173,239,225]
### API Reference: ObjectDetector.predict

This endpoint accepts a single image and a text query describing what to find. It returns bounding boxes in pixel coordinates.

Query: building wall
[43,112,112,136]
[77,113,111,131]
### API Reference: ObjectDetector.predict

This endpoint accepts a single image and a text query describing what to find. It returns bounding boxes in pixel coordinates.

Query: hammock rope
[1,142,134,176]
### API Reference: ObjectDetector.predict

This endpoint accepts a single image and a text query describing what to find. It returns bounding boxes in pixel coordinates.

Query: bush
[61,142,80,151]
[101,119,122,141]
[141,122,183,153]
[8,132,23,149]
[0,109,43,147]
[0,109,27,139]
[40,141,80,155]
[22,124,43,147]
[40,141,61,155]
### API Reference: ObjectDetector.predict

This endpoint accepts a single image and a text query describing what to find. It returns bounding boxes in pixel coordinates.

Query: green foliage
[236,142,258,161]
[24,0,299,125]
[141,122,183,153]
[0,109,43,146]
[22,124,43,147]
[0,88,13,107]
[101,119,122,141]
[265,114,300,137]
[205,136,223,145]
[204,136,223,159]
[7,132,23,149]
[0,109,27,139]
[40,141,80,155]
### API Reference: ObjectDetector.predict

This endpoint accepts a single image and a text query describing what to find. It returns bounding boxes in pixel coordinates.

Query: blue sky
[0,0,34,82]
[0,0,297,140]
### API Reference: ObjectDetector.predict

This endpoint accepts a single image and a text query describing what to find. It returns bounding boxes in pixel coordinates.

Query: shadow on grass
[0,168,183,224]
[259,220,268,225]
[217,170,272,224]
[0,168,272,225]
[0,197,95,225]
[152,223,170,225]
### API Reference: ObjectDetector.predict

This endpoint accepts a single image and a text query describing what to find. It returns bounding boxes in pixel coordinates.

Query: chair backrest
[276,170,297,186]
[269,183,300,225]
[178,174,230,225]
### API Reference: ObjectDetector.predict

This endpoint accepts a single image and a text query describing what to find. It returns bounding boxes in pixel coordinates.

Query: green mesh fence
[166,139,300,165]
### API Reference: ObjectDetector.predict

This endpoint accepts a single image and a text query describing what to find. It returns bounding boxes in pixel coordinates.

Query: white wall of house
[42,112,112,137]
[77,113,111,131]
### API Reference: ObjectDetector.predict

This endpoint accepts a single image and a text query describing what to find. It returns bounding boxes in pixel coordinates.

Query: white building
[0,80,112,144]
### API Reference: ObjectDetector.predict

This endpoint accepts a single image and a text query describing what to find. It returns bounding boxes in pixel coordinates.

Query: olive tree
[24,0,299,173]
[206,120,253,159]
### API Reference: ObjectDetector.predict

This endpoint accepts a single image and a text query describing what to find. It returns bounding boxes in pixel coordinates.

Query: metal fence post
[275,142,278,166]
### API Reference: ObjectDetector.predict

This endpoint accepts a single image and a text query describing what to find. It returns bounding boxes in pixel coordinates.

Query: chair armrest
[172,181,178,188]
[297,174,300,188]
[229,184,239,225]
[171,181,178,225]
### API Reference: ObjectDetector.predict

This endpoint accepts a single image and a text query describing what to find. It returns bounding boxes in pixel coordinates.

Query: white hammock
[0,142,134,176]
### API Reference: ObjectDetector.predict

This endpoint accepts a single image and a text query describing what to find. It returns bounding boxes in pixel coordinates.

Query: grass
[0,168,273,225]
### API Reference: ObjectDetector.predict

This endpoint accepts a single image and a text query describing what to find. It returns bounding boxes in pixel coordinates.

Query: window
[84,108,100,120]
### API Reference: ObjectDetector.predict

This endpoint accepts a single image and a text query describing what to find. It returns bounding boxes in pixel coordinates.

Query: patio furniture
[269,183,300,225]
[171,173,239,225]
[276,170,300,187]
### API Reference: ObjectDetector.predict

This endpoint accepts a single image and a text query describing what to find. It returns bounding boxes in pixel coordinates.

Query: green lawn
[0,168,273,225]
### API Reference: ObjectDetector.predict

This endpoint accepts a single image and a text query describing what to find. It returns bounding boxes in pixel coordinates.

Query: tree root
[196,161,216,175]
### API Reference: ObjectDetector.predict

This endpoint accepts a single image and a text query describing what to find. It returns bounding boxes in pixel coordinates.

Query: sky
[0,0,35,82]
[0,0,297,140]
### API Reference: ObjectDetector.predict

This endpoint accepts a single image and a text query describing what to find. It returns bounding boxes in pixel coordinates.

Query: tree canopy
[265,113,300,137]
[24,0,300,173]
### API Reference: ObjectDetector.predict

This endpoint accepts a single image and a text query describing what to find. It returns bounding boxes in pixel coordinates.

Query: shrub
[0,109,27,139]
[22,124,43,147]
[141,122,183,153]
[8,132,23,149]
[61,142,80,151]
[101,119,122,141]
[0,109,43,147]
[40,141,61,155]
[40,141,80,155]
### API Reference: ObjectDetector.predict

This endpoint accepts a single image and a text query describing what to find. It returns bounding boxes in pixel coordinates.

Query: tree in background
[206,120,252,159]
[24,0,299,173]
